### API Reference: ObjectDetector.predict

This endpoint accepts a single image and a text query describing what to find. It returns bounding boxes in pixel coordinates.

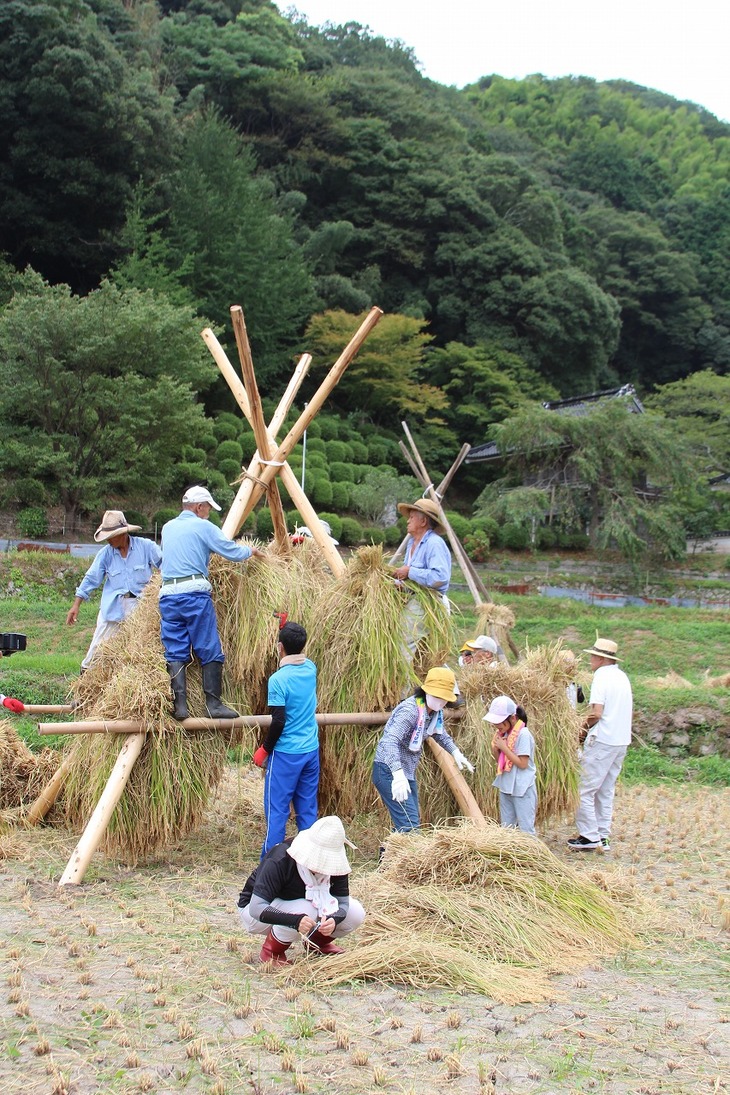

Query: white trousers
[238,896,366,944]
[499,785,537,835]
[81,597,138,670]
[575,740,628,842]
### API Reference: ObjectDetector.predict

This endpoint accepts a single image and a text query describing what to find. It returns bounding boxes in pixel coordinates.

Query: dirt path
[1,777,728,1095]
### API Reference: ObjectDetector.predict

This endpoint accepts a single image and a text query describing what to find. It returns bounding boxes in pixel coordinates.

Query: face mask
[426,695,447,712]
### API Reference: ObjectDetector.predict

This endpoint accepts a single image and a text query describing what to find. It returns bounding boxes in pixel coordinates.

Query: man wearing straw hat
[66,510,161,670]
[237,815,365,965]
[568,637,632,852]
[159,485,265,721]
[393,497,452,655]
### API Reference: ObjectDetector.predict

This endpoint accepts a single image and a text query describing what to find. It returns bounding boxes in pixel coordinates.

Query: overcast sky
[281,0,730,123]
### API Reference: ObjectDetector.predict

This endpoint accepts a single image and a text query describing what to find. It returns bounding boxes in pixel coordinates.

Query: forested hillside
[1,0,728,542]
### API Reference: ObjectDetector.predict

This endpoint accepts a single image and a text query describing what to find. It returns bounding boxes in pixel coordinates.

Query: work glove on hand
[1,696,25,713]
[253,746,269,768]
[451,748,474,773]
[390,770,411,803]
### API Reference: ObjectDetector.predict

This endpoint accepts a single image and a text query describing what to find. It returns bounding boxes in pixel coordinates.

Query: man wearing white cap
[568,637,632,852]
[160,486,265,720]
[459,634,499,667]
[67,510,161,670]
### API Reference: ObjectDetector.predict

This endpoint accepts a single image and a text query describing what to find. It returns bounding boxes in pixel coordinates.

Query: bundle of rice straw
[285,823,651,1001]
[644,670,694,689]
[417,641,581,825]
[308,546,456,815]
[0,719,59,811]
[476,601,517,660]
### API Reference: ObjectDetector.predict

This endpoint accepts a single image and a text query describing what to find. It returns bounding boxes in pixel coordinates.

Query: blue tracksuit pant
[261,747,320,857]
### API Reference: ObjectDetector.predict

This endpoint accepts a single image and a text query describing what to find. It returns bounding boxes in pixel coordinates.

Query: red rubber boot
[304,930,345,956]
[259,929,292,965]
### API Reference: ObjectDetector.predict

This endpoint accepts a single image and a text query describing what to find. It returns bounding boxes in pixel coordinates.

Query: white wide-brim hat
[287,816,355,876]
[583,637,620,660]
[94,510,141,543]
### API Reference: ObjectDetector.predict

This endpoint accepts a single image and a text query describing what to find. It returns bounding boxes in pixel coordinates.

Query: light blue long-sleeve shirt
[75,537,162,623]
[160,510,252,583]
[404,528,452,594]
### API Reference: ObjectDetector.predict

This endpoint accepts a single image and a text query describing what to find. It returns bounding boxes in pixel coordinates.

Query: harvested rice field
[1,773,728,1095]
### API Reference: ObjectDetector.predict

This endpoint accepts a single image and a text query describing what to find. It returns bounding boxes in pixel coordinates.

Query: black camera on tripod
[1,633,27,657]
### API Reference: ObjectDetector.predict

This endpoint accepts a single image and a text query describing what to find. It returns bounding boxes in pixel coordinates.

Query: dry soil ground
[1,772,728,1095]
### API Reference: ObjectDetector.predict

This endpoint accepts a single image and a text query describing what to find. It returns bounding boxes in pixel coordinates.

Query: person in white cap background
[372,666,474,835]
[392,497,452,656]
[159,486,265,720]
[66,510,161,670]
[485,695,537,835]
[237,815,366,966]
[568,637,632,852]
[459,634,499,668]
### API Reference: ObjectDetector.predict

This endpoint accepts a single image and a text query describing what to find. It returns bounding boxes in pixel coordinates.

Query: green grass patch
[622,744,730,786]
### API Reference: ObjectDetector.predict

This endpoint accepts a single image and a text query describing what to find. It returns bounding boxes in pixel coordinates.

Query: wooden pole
[229,306,290,550]
[58,732,147,886]
[426,739,487,825]
[204,330,346,574]
[24,756,73,826]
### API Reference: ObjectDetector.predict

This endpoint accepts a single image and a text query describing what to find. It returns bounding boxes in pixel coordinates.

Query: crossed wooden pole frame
[27,305,486,884]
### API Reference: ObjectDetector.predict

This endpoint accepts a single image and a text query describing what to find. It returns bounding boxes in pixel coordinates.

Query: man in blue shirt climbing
[253,621,320,858]
[159,485,265,721]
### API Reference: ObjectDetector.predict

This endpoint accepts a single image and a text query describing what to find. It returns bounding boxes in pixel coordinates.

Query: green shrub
[349,463,366,483]
[500,523,530,550]
[213,412,241,441]
[199,433,218,453]
[256,508,274,540]
[472,516,500,544]
[536,526,558,549]
[14,478,46,506]
[311,477,333,506]
[329,461,351,482]
[306,419,322,439]
[306,452,328,470]
[217,458,242,482]
[557,529,590,551]
[208,510,221,527]
[463,530,490,564]
[318,512,343,540]
[306,437,327,454]
[364,526,385,545]
[124,509,147,531]
[17,507,48,539]
[325,439,349,462]
[330,481,351,509]
[153,508,179,529]
[182,445,208,464]
[367,440,390,464]
[446,511,470,539]
[216,439,243,465]
[349,440,368,463]
[239,428,256,456]
[339,517,364,545]
[317,416,339,441]
[384,523,403,547]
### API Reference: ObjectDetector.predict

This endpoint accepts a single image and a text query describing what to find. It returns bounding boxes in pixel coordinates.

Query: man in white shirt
[568,638,632,852]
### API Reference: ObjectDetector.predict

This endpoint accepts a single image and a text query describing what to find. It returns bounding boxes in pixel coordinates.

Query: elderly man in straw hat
[66,510,161,670]
[568,637,632,852]
[159,485,265,721]
[237,815,366,966]
[393,497,452,655]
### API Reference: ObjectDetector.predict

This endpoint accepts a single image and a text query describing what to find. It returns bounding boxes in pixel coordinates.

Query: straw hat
[396,498,445,535]
[583,637,620,661]
[287,816,354,876]
[483,695,518,724]
[460,635,498,654]
[182,485,221,511]
[420,666,457,703]
[94,510,141,543]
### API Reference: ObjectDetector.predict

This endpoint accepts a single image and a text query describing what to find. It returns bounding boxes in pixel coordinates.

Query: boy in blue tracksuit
[253,622,319,858]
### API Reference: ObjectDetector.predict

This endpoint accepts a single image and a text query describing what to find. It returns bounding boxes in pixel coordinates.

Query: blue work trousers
[372,760,420,832]
[159,591,224,664]
[261,747,320,857]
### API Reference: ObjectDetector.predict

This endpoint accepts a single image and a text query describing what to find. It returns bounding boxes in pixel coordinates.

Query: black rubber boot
[201,661,239,720]
[167,661,190,721]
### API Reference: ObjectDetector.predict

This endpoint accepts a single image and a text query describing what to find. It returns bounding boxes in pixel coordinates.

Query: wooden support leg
[426,739,487,825]
[24,756,73,826]
[58,732,146,886]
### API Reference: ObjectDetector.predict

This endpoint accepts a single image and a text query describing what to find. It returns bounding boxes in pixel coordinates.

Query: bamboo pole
[203,329,346,574]
[39,710,455,736]
[214,307,383,533]
[21,704,74,714]
[426,739,487,825]
[230,306,290,551]
[58,732,147,886]
[24,756,73,826]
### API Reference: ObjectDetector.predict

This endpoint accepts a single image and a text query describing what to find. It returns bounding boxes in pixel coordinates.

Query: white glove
[391,770,411,803]
[451,748,474,773]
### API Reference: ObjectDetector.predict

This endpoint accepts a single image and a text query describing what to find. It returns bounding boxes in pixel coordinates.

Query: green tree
[474,399,694,560]
[0,270,213,527]
[646,370,730,472]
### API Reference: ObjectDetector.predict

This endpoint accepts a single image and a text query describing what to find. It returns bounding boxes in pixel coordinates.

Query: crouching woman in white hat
[236,816,365,966]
